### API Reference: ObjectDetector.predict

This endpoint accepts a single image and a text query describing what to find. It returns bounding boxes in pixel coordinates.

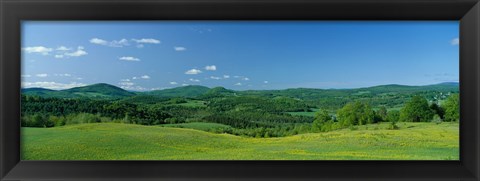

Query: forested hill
[21,83,136,99]
[21,82,459,102]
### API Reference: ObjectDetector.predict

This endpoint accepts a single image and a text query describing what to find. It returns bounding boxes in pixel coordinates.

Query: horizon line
[21,81,460,92]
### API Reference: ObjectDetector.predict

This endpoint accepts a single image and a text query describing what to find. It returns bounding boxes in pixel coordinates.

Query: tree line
[312,93,459,132]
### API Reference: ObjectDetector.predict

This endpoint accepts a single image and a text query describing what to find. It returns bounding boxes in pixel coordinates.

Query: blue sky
[21,21,459,91]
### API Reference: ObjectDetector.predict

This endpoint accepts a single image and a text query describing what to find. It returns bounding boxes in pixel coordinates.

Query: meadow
[22,122,459,160]
[20,83,460,160]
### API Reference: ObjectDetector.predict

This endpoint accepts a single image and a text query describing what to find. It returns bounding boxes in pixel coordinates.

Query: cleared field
[21,122,459,160]
[177,100,207,107]
[160,122,232,132]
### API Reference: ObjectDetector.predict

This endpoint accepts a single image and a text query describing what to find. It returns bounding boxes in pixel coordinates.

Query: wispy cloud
[223,75,230,79]
[234,75,249,81]
[56,46,71,51]
[189,78,200,82]
[451,38,459,45]
[64,46,87,57]
[131,75,150,80]
[264,81,269,84]
[119,56,140,61]
[119,81,135,86]
[22,46,53,55]
[90,38,129,47]
[54,73,71,77]
[170,81,178,85]
[36,73,48,78]
[120,85,149,91]
[185,69,202,75]
[174,46,187,51]
[54,55,64,59]
[234,83,242,86]
[210,76,221,80]
[132,38,160,44]
[182,83,189,86]
[21,74,31,78]
[22,81,86,90]
[205,65,217,71]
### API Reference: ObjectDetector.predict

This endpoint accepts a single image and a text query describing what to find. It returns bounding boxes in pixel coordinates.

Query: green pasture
[21,122,459,160]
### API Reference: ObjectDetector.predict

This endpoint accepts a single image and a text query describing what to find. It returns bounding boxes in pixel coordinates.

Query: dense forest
[21,82,460,138]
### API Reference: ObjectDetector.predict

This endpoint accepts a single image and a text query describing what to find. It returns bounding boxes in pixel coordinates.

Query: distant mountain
[65,83,136,97]
[22,83,135,99]
[146,85,210,98]
[21,82,459,100]
[202,86,236,98]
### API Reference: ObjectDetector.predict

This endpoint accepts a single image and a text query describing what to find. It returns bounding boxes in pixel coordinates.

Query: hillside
[21,122,459,160]
[22,83,136,99]
[22,82,459,106]
[146,85,210,98]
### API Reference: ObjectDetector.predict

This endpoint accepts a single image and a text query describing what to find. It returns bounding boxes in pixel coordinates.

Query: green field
[21,122,459,160]
[160,122,233,132]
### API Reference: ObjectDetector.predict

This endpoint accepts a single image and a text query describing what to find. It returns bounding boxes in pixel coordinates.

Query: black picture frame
[1,0,479,180]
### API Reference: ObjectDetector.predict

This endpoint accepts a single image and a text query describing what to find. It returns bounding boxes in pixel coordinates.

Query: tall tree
[313,109,331,129]
[399,95,434,122]
[443,93,459,122]
[337,101,375,126]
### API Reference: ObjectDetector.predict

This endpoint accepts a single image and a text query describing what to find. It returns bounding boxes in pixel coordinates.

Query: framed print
[1,0,479,180]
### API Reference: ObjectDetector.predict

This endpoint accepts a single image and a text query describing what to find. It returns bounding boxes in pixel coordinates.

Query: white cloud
[89,38,108,45]
[64,46,87,57]
[205,65,217,71]
[54,74,71,77]
[223,75,230,79]
[22,46,53,55]
[36,74,48,78]
[119,82,135,86]
[182,83,189,86]
[185,69,202,75]
[119,56,140,61]
[141,75,150,79]
[132,38,160,44]
[451,38,459,45]
[210,76,221,80]
[54,55,64,58]
[56,46,71,51]
[234,76,241,78]
[136,44,144,48]
[21,74,31,78]
[234,83,242,86]
[121,79,131,82]
[22,81,86,90]
[120,85,148,91]
[242,77,250,81]
[90,38,129,47]
[264,81,269,84]
[170,81,178,85]
[174,46,187,51]
[189,78,200,82]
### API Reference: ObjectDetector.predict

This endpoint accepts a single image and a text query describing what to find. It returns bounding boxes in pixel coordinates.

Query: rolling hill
[22,83,136,99]
[21,122,459,160]
[146,85,210,98]
[22,82,459,101]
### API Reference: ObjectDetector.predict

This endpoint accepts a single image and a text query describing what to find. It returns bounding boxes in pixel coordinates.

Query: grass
[21,122,459,160]
[160,122,232,132]
[177,100,207,107]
